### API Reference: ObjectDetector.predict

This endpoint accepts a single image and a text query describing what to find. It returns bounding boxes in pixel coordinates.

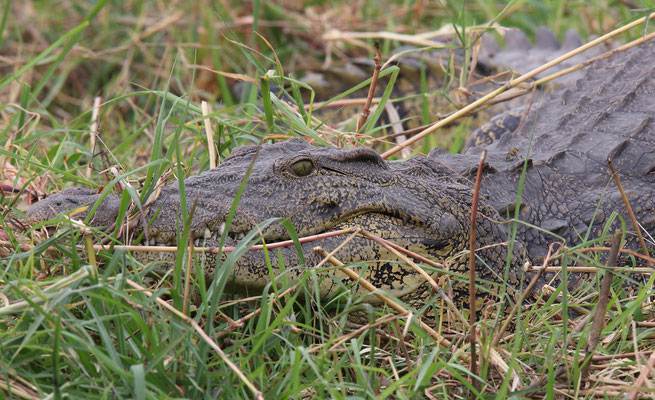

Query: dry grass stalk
[524,266,654,274]
[381,13,655,159]
[323,26,515,51]
[84,235,97,270]
[201,101,217,169]
[584,246,655,264]
[580,231,622,381]
[183,230,194,316]
[0,375,39,400]
[607,158,652,266]
[383,102,412,158]
[86,96,101,179]
[304,97,380,110]
[356,41,382,132]
[467,149,487,389]
[322,29,447,50]
[89,228,356,254]
[533,30,655,88]
[591,350,655,362]
[524,243,655,271]
[0,266,95,316]
[626,350,655,400]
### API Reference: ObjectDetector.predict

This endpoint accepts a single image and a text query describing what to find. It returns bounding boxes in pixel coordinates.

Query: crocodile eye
[290,159,314,177]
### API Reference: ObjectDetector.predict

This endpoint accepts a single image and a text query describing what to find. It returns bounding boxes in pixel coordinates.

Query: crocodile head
[147,139,464,249]
[27,138,523,305]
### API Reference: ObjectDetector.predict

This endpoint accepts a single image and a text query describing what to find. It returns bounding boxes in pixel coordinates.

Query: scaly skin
[26,38,655,309]
[27,139,524,307]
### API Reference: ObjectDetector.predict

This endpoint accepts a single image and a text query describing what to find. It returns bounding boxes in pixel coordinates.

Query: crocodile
[26,37,655,313]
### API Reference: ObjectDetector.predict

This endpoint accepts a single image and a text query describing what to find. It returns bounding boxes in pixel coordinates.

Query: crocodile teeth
[204,228,212,239]
[157,242,168,247]
[194,238,202,247]
[148,238,156,246]
[218,222,225,236]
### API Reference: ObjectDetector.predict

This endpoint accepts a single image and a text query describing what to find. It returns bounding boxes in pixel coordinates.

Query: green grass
[2,0,655,398]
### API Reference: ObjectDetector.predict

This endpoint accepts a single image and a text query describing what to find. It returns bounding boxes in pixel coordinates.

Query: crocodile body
[27,38,655,310]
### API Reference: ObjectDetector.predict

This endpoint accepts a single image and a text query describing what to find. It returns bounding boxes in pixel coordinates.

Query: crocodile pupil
[291,160,313,176]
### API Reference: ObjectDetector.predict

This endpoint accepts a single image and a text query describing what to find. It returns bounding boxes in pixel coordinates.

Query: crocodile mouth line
[134,212,434,251]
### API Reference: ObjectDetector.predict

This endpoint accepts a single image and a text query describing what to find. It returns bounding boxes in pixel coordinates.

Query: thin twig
[356,41,382,132]
[607,158,651,266]
[89,228,356,254]
[183,230,194,316]
[580,231,622,381]
[468,149,486,389]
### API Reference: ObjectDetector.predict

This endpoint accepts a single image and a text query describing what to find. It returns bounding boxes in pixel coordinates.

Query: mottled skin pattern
[26,39,655,310]
[432,41,655,273]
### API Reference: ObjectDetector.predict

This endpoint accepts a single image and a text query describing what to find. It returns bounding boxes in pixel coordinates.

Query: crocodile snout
[26,188,121,227]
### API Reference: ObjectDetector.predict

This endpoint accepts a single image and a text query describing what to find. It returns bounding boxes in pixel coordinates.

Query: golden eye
[290,159,314,177]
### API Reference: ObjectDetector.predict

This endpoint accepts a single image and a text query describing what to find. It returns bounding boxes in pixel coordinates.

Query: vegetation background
[1,0,654,398]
